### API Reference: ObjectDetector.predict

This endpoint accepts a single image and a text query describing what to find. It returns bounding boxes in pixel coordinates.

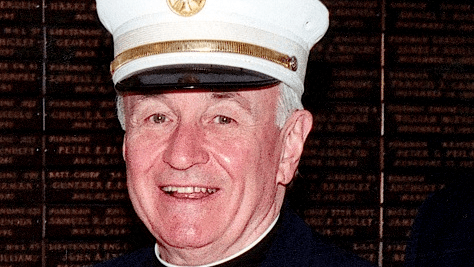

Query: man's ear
[276,109,313,185]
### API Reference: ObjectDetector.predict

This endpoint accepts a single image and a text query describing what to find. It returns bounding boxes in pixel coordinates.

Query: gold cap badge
[167,0,206,17]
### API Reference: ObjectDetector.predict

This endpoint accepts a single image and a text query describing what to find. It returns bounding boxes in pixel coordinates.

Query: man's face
[122,85,287,259]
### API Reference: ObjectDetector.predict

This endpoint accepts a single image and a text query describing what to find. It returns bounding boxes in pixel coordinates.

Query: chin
[158,224,219,249]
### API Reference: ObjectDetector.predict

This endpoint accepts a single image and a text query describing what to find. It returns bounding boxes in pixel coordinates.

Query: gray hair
[115,83,303,130]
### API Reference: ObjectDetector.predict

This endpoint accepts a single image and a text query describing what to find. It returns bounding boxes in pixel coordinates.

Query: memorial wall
[1,0,473,266]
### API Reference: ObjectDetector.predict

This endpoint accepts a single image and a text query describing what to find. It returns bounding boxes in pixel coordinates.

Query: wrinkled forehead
[122,83,281,114]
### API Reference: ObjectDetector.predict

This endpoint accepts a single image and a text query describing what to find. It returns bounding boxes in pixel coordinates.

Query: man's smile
[161,186,219,199]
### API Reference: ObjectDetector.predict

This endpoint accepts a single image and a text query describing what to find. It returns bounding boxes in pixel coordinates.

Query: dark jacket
[405,180,474,267]
[96,204,373,267]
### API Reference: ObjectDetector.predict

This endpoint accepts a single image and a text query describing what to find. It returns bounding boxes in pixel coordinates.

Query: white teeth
[162,186,217,194]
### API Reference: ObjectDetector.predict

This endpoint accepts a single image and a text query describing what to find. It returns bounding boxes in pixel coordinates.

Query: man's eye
[151,113,168,124]
[213,115,234,125]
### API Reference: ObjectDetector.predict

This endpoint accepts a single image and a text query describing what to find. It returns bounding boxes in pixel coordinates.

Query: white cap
[96,0,329,97]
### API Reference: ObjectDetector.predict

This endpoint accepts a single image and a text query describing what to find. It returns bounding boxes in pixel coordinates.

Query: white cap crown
[97,0,329,96]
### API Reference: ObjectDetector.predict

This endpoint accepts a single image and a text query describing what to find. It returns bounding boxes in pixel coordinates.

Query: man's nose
[163,123,210,170]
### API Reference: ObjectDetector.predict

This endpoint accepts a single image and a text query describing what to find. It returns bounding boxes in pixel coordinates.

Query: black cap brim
[115,64,280,94]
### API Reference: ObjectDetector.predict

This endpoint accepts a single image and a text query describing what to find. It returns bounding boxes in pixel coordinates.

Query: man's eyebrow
[134,93,169,104]
[128,93,167,112]
[210,92,252,112]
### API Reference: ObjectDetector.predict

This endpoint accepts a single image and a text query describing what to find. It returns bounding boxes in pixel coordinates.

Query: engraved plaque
[46,241,132,267]
[387,2,474,33]
[46,51,113,96]
[300,137,379,170]
[0,242,41,267]
[0,26,42,60]
[308,104,379,135]
[386,105,474,136]
[47,63,114,95]
[384,173,443,205]
[46,27,112,61]
[290,172,379,206]
[46,0,98,24]
[0,170,41,203]
[0,1,41,23]
[303,207,379,239]
[322,0,380,31]
[328,68,380,101]
[0,135,41,167]
[0,98,41,130]
[46,98,121,130]
[46,134,123,167]
[385,105,474,174]
[386,35,474,68]
[345,241,378,264]
[310,32,381,65]
[383,241,408,267]
[0,206,42,240]
[386,69,443,101]
[46,206,139,239]
[0,60,41,95]
[384,207,418,239]
[385,139,442,169]
[46,169,128,203]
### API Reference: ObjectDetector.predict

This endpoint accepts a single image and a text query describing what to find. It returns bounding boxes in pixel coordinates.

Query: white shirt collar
[155,214,280,267]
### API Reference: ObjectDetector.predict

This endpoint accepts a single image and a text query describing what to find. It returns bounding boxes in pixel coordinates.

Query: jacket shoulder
[263,205,375,267]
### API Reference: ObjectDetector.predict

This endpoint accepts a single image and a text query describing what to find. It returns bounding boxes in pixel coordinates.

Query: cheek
[125,130,163,159]
[209,133,254,167]
[209,128,281,179]
[123,132,167,225]
[123,131,168,185]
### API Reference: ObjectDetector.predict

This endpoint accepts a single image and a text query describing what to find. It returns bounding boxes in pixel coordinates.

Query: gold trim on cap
[167,0,206,17]
[111,40,298,74]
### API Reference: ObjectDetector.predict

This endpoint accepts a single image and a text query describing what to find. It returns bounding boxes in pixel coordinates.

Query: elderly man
[95,0,374,266]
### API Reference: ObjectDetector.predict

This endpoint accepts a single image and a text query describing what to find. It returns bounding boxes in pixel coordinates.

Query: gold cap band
[110,40,298,74]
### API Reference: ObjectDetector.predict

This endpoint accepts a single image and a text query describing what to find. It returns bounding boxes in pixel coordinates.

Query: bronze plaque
[322,0,380,31]
[0,135,41,167]
[0,1,41,23]
[46,206,139,239]
[301,137,379,170]
[47,27,112,61]
[46,98,121,130]
[0,170,41,203]
[46,169,128,203]
[45,134,123,167]
[47,63,114,95]
[0,60,41,95]
[0,98,41,130]
[0,26,42,60]
[0,242,41,267]
[46,0,98,24]
[383,241,408,267]
[46,241,133,267]
[303,207,379,239]
[0,207,42,240]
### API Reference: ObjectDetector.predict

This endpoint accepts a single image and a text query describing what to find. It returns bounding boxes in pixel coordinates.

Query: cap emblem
[167,0,206,17]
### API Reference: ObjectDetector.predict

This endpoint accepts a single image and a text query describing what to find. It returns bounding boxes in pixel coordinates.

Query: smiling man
[122,86,302,265]
[94,0,374,266]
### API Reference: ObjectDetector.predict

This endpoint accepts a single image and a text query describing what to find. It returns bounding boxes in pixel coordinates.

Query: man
[95,0,374,266]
